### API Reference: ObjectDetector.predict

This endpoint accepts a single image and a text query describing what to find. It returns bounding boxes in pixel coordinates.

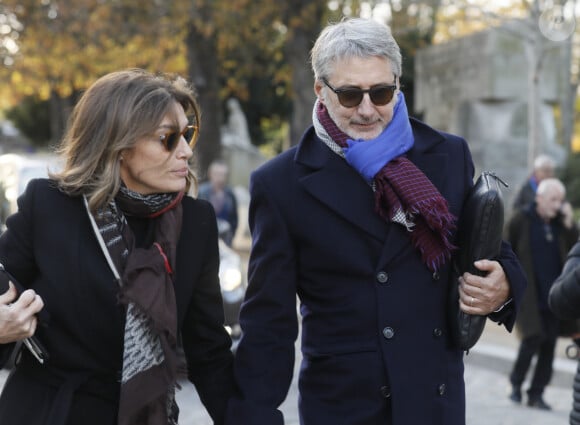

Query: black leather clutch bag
[449,172,507,351]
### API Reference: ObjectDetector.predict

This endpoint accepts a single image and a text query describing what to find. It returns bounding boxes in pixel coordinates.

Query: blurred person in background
[0,69,234,425]
[512,154,556,212]
[506,178,578,410]
[198,159,238,247]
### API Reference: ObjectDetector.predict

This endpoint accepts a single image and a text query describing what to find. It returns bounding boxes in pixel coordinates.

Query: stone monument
[220,97,266,188]
[220,98,266,248]
[414,20,569,213]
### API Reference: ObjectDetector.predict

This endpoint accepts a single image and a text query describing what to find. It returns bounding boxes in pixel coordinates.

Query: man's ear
[314,79,324,100]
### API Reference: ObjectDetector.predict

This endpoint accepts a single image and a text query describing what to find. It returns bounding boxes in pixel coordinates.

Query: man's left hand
[458,259,510,315]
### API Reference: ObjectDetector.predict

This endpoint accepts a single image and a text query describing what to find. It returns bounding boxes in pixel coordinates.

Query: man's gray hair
[310,17,402,81]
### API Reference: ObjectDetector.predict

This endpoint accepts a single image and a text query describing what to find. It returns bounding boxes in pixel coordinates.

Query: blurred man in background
[198,160,238,246]
[512,155,556,212]
[507,178,578,410]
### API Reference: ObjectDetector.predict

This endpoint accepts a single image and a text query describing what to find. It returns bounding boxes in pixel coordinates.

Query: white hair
[533,154,555,171]
[536,177,565,197]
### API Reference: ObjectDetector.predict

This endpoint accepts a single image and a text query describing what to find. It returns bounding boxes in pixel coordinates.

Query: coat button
[433,328,443,338]
[437,384,446,396]
[382,327,395,339]
[376,271,389,284]
[380,385,391,399]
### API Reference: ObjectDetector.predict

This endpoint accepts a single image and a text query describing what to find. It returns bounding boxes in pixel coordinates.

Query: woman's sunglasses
[322,77,397,108]
[159,124,199,151]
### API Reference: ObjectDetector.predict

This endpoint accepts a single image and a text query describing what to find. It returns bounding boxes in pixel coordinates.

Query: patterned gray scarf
[87,187,186,425]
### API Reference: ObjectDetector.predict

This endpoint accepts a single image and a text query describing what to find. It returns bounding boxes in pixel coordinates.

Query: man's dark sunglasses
[159,125,199,151]
[322,77,398,108]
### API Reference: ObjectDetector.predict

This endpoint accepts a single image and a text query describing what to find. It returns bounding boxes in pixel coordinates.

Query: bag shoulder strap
[83,195,121,282]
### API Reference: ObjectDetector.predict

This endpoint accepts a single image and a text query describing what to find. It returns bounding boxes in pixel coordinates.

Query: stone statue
[222,98,252,147]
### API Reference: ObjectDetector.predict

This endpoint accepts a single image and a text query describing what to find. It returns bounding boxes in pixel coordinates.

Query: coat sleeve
[482,205,526,331]
[488,239,528,331]
[0,179,39,283]
[549,241,580,320]
[225,172,298,425]
[0,179,41,360]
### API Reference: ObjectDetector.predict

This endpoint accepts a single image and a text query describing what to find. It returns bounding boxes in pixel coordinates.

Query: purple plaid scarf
[315,99,456,272]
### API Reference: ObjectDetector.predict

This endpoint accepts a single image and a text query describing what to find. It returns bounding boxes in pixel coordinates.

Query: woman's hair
[310,17,402,81]
[51,68,200,212]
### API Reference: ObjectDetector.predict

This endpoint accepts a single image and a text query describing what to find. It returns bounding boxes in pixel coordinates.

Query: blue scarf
[343,92,414,181]
[314,92,457,273]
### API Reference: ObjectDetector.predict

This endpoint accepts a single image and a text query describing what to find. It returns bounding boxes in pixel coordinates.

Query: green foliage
[238,77,292,147]
[1,0,187,100]
[259,115,290,158]
[4,96,50,147]
[560,152,580,207]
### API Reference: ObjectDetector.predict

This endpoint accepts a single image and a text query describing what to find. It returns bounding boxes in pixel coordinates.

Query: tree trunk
[561,81,578,153]
[284,1,326,148]
[48,90,72,147]
[560,35,576,153]
[186,7,222,180]
[523,0,543,172]
[285,32,316,149]
[526,43,542,171]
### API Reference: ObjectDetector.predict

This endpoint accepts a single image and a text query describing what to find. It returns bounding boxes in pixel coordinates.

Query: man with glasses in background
[226,18,526,425]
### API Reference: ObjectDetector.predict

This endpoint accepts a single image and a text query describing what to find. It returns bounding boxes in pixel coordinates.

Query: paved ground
[1,318,576,424]
[463,322,576,425]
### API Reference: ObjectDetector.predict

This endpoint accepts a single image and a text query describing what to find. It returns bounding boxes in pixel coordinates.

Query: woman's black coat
[0,179,234,425]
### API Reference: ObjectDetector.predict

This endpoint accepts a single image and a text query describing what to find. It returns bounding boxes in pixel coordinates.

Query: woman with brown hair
[0,69,234,425]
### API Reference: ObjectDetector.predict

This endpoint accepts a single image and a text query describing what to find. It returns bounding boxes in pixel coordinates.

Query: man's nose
[356,93,376,114]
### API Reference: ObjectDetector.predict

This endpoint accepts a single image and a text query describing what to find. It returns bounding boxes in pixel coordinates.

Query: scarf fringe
[411,198,457,234]
[375,169,457,273]
[410,217,457,273]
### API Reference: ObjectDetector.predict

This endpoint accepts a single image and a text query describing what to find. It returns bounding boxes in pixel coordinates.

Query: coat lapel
[295,120,451,264]
[406,118,449,195]
[296,129,388,241]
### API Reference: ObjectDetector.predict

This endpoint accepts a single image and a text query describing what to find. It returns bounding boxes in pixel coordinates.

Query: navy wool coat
[0,179,234,425]
[226,119,527,425]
